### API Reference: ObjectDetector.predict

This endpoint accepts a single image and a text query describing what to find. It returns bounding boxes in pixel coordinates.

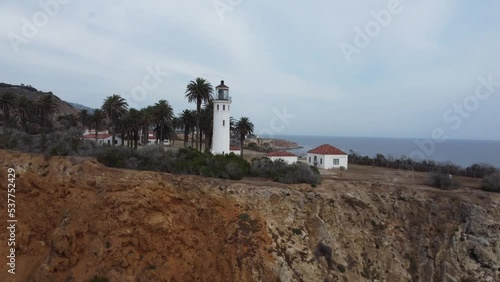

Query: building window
[217,105,219,111]
[333,159,340,165]
[309,157,311,163]
[223,120,225,126]
[228,105,230,111]
[223,105,225,111]
[320,158,322,164]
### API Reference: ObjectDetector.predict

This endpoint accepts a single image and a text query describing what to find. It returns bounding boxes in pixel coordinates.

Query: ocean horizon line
[261,134,500,143]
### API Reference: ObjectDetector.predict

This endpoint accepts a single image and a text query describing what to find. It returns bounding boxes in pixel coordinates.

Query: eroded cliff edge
[1,150,499,282]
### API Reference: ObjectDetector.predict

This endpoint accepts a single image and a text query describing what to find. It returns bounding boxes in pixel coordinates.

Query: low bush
[481,171,500,193]
[427,172,460,190]
[250,158,320,185]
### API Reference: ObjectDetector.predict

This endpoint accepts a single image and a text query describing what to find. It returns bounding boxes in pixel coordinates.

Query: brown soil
[0,150,499,282]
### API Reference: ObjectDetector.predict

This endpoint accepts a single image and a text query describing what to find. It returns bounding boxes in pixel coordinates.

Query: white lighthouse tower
[211,80,232,155]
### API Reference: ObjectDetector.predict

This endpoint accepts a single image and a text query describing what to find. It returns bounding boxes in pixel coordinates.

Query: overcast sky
[1,0,499,140]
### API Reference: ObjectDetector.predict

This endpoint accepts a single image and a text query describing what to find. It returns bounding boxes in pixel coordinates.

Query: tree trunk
[111,116,116,146]
[191,128,195,148]
[134,130,138,149]
[240,136,244,157]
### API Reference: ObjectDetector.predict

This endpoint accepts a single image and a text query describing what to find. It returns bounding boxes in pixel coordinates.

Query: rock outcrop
[1,150,499,281]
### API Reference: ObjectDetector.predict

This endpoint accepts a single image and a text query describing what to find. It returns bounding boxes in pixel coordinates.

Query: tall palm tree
[200,100,214,152]
[115,112,129,146]
[0,92,17,132]
[152,100,174,147]
[139,106,154,146]
[179,109,195,147]
[125,108,142,149]
[185,78,213,151]
[14,96,33,133]
[79,109,90,132]
[171,116,180,146]
[36,94,60,135]
[235,117,255,157]
[90,109,106,142]
[102,94,128,146]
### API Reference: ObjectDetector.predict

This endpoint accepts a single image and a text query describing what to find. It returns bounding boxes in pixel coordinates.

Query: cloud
[0,0,499,139]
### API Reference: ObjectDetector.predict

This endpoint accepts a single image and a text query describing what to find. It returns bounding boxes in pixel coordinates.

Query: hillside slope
[0,150,499,281]
[0,83,79,116]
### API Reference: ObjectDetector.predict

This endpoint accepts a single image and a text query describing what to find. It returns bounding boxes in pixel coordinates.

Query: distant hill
[0,82,80,116]
[67,102,95,113]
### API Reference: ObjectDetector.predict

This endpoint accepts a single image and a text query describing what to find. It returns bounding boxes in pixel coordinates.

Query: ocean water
[271,135,500,168]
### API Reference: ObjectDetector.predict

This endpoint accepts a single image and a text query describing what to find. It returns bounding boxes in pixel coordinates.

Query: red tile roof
[216,80,229,89]
[82,134,112,139]
[230,145,240,150]
[307,144,346,155]
[266,151,297,157]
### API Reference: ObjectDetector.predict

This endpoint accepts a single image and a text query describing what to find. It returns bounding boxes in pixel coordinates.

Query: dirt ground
[318,163,482,189]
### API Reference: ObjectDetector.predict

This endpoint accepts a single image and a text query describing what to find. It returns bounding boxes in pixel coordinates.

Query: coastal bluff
[1,150,499,281]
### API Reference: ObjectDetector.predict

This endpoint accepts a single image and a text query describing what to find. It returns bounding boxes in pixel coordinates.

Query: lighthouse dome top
[215,80,230,101]
[216,80,229,89]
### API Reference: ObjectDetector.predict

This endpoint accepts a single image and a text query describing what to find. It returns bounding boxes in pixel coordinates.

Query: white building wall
[103,136,122,145]
[269,156,298,164]
[307,153,348,169]
[212,100,231,154]
[230,150,241,156]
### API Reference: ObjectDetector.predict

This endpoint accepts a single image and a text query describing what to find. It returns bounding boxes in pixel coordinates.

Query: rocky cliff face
[1,150,499,281]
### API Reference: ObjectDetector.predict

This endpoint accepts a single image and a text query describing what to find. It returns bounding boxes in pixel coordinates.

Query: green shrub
[238,213,250,221]
[427,172,460,190]
[250,158,320,185]
[481,171,500,193]
[90,275,109,282]
[95,147,134,168]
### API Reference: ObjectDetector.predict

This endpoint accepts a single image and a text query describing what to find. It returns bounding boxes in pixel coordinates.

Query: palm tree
[179,109,195,147]
[200,100,214,152]
[152,100,174,147]
[0,92,17,132]
[171,116,180,146]
[36,94,60,135]
[90,109,106,142]
[14,96,33,133]
[125,108,142,149]
[79,109,90,132]
[139,106,154,146]
[185,78,213,151]
[102,94,128,146]
[235,117,255,157]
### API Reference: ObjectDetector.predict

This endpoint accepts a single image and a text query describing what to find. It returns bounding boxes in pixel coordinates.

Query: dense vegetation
[481,172,500,193]
[349,151,497,179]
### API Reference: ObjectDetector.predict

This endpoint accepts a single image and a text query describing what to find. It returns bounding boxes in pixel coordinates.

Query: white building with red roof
[266,151,298,164]
[307,144,348,169]
[82,133,121,146]
[229,145,241,155]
